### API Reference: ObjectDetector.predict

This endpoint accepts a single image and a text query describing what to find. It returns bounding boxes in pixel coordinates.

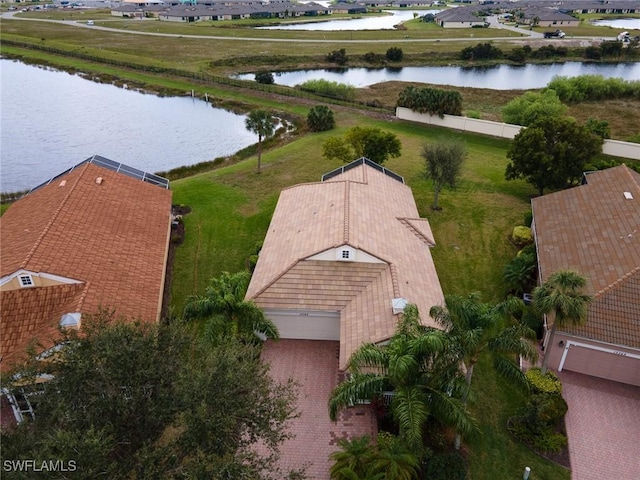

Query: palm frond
[328,373,385,421]
[425,387,479,437]
[348,344,388,373]
[391,387,430,452]
[493,355,530,392]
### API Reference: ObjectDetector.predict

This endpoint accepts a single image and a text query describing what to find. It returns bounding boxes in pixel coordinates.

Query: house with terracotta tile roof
[531,165,640,386]
[1,155,173,422]
[245,158,445,371]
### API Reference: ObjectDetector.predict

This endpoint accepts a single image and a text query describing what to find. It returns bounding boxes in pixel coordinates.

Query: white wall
[396,107,640,160]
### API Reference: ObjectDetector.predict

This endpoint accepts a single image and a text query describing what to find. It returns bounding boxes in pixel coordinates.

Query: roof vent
[59,180,67,187]
[60,313,81,329]
[96,177,103,185]
[392,297,409,315]
[336,246,355,261]
[624,191,633,200]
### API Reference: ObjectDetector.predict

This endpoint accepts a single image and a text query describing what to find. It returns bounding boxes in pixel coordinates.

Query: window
[19,275,34,287]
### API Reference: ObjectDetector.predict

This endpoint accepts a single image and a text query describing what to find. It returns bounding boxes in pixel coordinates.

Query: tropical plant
[421,140,466,210]
[503,246,537,296]
[183,270,278,342]
[245,109,276,173]
[307,105,336,132]
[429,293,538,449]
[329,436,377,480]
[532,270,592,374]
[328,305,477,453]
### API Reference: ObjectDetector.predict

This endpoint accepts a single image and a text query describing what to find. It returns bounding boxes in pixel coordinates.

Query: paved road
[1,11,615,43]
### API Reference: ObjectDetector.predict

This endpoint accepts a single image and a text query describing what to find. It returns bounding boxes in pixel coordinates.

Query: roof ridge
[390,263,400,298]
[594,265,640,298]
[343,181,350,244]
[249,259,302,300]
[620,164,640,193]
[398,217,436,246]
[20,163,90,270]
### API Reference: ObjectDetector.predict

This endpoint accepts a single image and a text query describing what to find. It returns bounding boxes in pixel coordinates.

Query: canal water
[236,62,640,89]
[0,60,256,193]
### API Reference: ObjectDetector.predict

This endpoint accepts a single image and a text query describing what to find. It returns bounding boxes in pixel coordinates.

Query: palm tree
[328,305,477,454]
[245,109,275,173]
[429,293,538,449]
[183,270,278,342]
[329,436,377,480]
[532,270,592,374]
[369,439,420,480]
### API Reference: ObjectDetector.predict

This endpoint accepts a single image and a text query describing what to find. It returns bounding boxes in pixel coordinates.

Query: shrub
[397,85,463,117]
[547,75,640,103]
[460,42,503,60]
[424,452,467,480]
[585,118,610,139]
[533,432,568,453]
[526,367,562,395]
[254,71,274,84]
[501,90,567,127]
[327,48,348,65]
[386,47,403,61]
[306,105,335,132]
[298,79,356,101]
[512,225,533,246]
[363,52,385,64]
[523,210,533,228]
[466,110,481,119]
[584,46,602,60]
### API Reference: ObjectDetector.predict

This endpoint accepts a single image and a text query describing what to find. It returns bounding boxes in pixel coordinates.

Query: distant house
[0,155,173,423]
[245,158,445,371]
[531,165,640,386]
[435,7,485,28]
[519,7,579,27]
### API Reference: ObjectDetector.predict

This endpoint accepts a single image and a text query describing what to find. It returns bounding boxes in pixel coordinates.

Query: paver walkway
[560,371,640,480]
[261,339,377,479]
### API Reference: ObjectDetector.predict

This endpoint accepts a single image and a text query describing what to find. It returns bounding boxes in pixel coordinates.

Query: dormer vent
[336,246,355,261]
[96,177,103,185]
[392,297,408,315]
[624,191,633,200]
[60,313,81,329]
[59,180,67,187]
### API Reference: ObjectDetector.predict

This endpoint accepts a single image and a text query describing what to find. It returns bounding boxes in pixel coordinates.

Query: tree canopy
[183,270,279,342]
[501,90,567,127]
[505,117,602,195]
[532,270,592,374]
[328,304,477,454]
[1,311,297,479]
[322,126,402,165]
[421,140,466,210]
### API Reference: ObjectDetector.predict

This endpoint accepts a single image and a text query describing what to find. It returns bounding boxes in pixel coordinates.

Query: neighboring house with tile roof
[531,165,640,386]
[1,155,172,387]
[245,158,445,371]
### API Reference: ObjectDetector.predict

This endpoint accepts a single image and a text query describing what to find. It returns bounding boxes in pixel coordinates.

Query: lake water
[236,62,640,89]
[0,60,256,193]
[592,18,640,30]
[258,9,439,31]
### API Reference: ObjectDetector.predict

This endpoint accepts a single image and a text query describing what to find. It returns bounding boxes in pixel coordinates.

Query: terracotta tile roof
[247,160,445,369]
[532,165,640,347]
[0,283,88,371]
[1,159,173,368]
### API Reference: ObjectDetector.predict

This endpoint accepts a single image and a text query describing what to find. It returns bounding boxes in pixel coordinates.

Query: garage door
[263,309,340,341]
[560,342,640,386]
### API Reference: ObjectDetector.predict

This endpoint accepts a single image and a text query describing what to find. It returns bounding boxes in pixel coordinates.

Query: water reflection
[238,62,640,89]
[592,18,640,30]
[1,60,256,193]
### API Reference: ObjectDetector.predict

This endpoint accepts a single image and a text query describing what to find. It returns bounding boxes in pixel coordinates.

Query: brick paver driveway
[560,371,640,480]
[261,339,377,479]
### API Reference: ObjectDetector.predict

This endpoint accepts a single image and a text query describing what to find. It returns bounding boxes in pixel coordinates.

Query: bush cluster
[326,48,348,65]
[547,75,640,103]
[386,47,403,61]
[460,42,503,60]
[424,452,467,480]
[397,85,463,117]
[512,225,533,246]
[297,79,356,101]
[254,71,274,84]
[526,368,563,395]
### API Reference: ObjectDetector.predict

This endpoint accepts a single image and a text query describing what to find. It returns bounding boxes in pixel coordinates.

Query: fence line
[396,107,640,161]
[2,40,395,115]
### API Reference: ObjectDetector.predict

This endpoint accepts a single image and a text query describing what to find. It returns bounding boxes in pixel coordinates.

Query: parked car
[544,29,565,39]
